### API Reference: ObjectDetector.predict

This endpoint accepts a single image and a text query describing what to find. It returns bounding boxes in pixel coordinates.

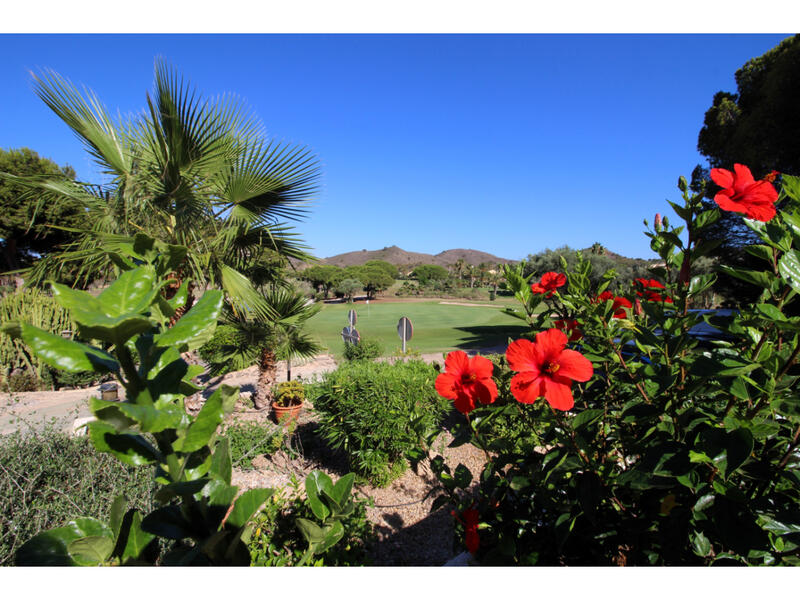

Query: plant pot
[271,400,303,425]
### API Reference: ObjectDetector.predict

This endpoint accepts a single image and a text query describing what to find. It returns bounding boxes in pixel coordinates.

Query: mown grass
[305,298,528,358]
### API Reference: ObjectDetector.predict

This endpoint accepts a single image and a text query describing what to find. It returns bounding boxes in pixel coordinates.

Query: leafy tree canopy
[0,148,83,272]
[413,264,449,286]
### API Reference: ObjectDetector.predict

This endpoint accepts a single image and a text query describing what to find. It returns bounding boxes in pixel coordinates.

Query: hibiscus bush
[430,165,800,565]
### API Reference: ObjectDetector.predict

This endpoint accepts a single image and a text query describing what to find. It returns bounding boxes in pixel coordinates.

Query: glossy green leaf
[141,506,192,540]
[68,535,115,565]
[118,510,156,563]
[16,517,112,566]
[172,385,232,453]
[315,521,345,554]
[453,463,473,489]
[331,472,355,505]
[2,322,119,373]
[692,531,711,557]
[97,266,159,316]
[153,289,223,351]
[227,488,274,529]
[572,408,604,431]
[779,250,800,295]
[211,436,233,484]
[717,265,775,289]
[296,517,327,544]
[88,421,160,466]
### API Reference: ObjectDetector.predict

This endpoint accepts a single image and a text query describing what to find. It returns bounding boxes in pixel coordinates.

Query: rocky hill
[319,245,515,269]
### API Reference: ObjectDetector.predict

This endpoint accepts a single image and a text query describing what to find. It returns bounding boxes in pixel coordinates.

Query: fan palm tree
[0,60,319,321]
[210,286,322,410]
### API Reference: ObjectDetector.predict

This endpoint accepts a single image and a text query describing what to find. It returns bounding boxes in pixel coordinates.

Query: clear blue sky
[0,34,792,261]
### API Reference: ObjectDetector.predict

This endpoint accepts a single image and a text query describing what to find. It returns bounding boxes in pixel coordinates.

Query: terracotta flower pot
[271,400,303,425]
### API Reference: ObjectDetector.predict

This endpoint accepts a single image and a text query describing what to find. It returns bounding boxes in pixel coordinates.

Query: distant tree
[364,259,399,280]
[451,258,467,282]
[413,264,449,286]
[336,278,362,303]
[343,265,393,300]
[0,148,83,273]
[300,264,343,298]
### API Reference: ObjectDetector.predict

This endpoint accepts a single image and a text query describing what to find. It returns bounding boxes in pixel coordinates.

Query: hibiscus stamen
[543,361,560,374]
[461,372,477,384]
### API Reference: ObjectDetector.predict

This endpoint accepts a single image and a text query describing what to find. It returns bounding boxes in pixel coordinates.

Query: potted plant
[272,380,305,424]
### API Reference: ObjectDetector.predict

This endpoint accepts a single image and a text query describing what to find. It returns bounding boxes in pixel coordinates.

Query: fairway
[306,299,528,358]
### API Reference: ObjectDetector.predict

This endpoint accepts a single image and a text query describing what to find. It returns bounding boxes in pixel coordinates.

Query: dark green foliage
[198,324,240,374]
[0,427,155,566]
[275,380,305,407]
[311,360,449,486]
[224,420,285,469]
[53,370,104,389]
[247,474,374,566]
[343,338,382,361]
[413,264,449,285]
[0,147,82,272]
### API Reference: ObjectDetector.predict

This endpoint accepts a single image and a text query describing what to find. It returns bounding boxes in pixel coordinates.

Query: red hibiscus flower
[435,351,498,415]
[554,318,582,342]
[710,164,779,222]
[506,329,594,411]
[634,278,673,304]
[452,508,480,554]
[531,271,566,297]
[597,290,633,318]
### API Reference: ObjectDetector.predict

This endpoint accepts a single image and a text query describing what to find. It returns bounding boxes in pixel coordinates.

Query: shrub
[311,360,449,486]
[343,338,382,361]
[430,170,800,566]
[247,473,374,566]
[224,420,285,469]
[275,380,305,407]
[0,427,155,566]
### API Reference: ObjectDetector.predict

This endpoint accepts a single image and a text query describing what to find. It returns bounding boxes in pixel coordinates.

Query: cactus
[0,288,74,388]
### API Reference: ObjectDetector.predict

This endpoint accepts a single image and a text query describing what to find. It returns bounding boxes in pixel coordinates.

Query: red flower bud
[634,298,643,316]
[654,213,662,229]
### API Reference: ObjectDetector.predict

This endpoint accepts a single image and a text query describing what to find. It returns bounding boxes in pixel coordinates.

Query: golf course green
[306,298,528,358]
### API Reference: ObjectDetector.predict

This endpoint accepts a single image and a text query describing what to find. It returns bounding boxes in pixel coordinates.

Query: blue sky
[0,33,792,261]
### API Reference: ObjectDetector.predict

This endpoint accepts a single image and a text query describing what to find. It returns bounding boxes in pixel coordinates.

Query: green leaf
[67,535,115,565]
[331,472,355,506]
[141,506,192,540]
[211,436,233,484]
[97,266,159,316]
[88,421,160,466]
[16,517,112,566]
[779,250,800,295]
[454,463,473,489]
[718,265,775,289]
[172,385,235,453]
[1,322,119,373]
[571,408,604,431]
[296,517,327,544]
[226,488,273,529]
[692,530,711,557]
[153,290,223,351]
[315,521,345,554]
[118,510,156,563]
[109,496,127,539]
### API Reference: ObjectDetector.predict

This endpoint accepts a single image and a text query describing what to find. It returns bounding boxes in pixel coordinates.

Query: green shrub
[247,475,374,566]
[53,370,104,389]
[311,360,449,486]
[224,419,285,469]
[275,380,305,407]
[0,427,155,566]
[197,323,240,374]
[343,338,382,361]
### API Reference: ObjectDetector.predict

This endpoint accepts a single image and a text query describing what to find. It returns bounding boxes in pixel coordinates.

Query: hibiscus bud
[678,176,688,193]
[654,213,662,231]
[662,215,669,228]
[634,298,643,316]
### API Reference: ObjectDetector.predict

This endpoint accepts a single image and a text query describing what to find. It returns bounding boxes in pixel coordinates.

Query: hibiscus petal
[453,391,477,415]
[506,339,539,373]
[473,379,498,405]
[733,163,756,186]
[557,349,594,382]
[510,372,545,404]
[444,350,470,377]
[435,372,459,400]
[744,202,777,222]
[710,167,734,189]
[534,328,568,358]
[469,355,494,380]
[714,191,747,214]
[543,377,575,411]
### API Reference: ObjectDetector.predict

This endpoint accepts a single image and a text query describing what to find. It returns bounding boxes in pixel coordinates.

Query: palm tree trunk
[254,347,277,410]
[286,358,292,382]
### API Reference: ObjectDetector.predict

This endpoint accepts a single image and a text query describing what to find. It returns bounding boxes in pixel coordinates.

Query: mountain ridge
[318,245,515,269]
